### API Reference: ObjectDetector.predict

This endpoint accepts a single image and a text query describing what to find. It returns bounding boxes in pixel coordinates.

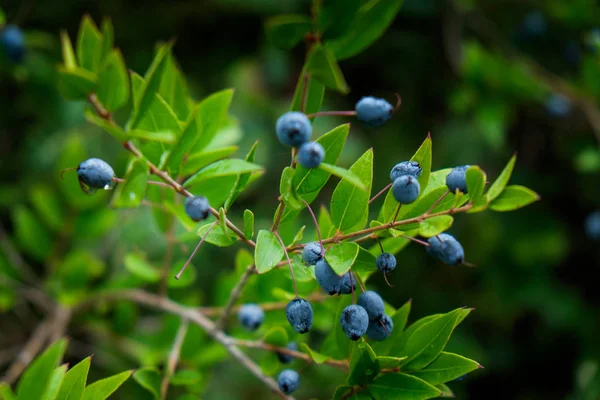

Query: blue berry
[238,304,264,331]
[77,158,115,189]
[184,196,210,222]
[585,211,600,240]
[392,175,420,204]
[358,291,385,321]
[278,369,300,394]
[355,96,394,127]
[366,314,394,341]
[340,305,369,341]
[339,273,357,295]
[302,242,323,265]
[546,94,571,117]
[427,233,465,265]
[376,253,396,274]
[277,342,298,364]
[446,165,471,194]
[286,298,313,334]
[390,161,422,182]
[297,142,325,168]
[315,259,342,295]
[1,25,25,63]
[522,11,547,37]
[276,112,312,147]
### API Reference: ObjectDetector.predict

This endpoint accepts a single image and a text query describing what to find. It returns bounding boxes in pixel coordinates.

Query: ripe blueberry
[376,253,396,274]
[340,305,369,341]
[315,259,342,295]
[302,242,323,265]
[297,141,325,168]
[585,211,600,240]
[286,298,313,334]
[77,158,115,189]
[339,273,357,295]
[355,96,393,127]
[546,94,571,117]
[366,314,394,341]
[392,175,420,204]
[446,165,471,194]
[390,161,422,182]
[1,25,25,63]
[238,304,264,331]
[277,342,298,364]
[427,233,465,265]
[358,291,385,321]
[276,112,312,147]
[278,369,300,394]
[184,196,210,222]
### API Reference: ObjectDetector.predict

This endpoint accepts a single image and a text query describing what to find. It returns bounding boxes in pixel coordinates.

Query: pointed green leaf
[179,146,238,177]
[132,367,161,398]
[389,314,443,358]
[260,352,280,375]
[127,130,176,143]
[348,339,379,386]
[411,135,433,193]
[369,373,442,400]
[76,16,103,73]
[325,0,404,60]
[97,50,129,112]
[330,149,373,232]
[183,159,263,189]
[300,343,331,364]
[280,167,303,211]
[411,352,481,386]
[58,67,97,100]
[124,252,161,283]
[84,109,127,142]
[159,54,192,121]
[372,299,412,355]
[40,364,68,400]
[60,31,77,70]
[17,339,68,400]
[265,15,313,50]
[291,226,305,246]
[255,230,285,274]
[82,370,132,400]
[318,205,335,239]
[111,158,149,208]
[402,308,463,370]
[56,356,91,400]
[378,356,408,370]
[225,141,260,210]
[0,383,15,400]
[487,154,516,202]
[243,210,254,240]
[319,0,362,39]
[12,204,52,262]
[419,216,453,238]
[306,44,349,93]
[319,163,367,191]
[324,242,360,275]
[264,327,288,347]
[100,18,114,60]
[489,185,540,212]
[465,166,486,204]
[436,383,454,398]
[290,69,324,116]
[191,89,235,152]
[197,222,239,247]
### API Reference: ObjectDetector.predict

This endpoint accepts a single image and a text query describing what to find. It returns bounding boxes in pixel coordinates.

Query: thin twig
[301,199,323,254]
[161,319,189,400]
[273,231,298,298]
[175,221,217,280]
[424,190,449,216]
[215,264,255,329]
[369,183,392,205]
[400,235,430,247]
[199,292,328,317]
[159,218,176,296]
[392,203,402,223]
[305,110,357,118]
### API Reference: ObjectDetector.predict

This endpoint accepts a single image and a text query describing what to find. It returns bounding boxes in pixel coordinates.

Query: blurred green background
[1,0,600,399]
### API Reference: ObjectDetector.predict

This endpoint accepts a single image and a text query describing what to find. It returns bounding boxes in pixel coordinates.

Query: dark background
[1,0,600,399]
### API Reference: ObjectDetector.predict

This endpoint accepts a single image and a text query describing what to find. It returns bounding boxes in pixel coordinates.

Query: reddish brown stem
[175,222,217,280]
[305,110,357,118]
[369,183,392,204]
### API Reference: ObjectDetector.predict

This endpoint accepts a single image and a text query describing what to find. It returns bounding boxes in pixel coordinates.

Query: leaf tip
[478,363,485,369]
[427,131,432,139]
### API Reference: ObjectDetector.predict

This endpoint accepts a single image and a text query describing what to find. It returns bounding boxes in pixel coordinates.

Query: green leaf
[0,383,15,400]
[179,146,238,177]
[191,89,235,152]
[12,204,52,261]
[40,364,68,400]
[29,185,63,232]
[352,248,378,278]
[291,226,305,246]
[82,370,133,400]
[56,356,91,400]
[255,230,285,274]
[378,356,408,370]
[197,222,239,247]
[332,386,371,400]
[489,185,540,212]
[159,54,192,121]
[419,216,453,238]
[128,130,176,143]
[84,109,127,142]
[348,339,380,385]
[243,210,254,240]
[132,367,160,398]
[76,16,103,73]
[372,299,411,355]
[183,159,263,190]
[323,296,353,358]
[58,67,97,100]
[319,163,367,191]
[260,352,280,375]
[325,0,404,60]
[401,308,463,370]
[124,252,160,283]
[318,205,335,239]
[129,43,172,129]
[280,167,303,211]
[324,242,360,275]
[225,141,260,210]
[411,352,481,386]
[300,343,331,364]
[170,369,201,386]
[290,69,324,115]
[369,373,442,400]
[265,15,312,49]
[60,31,77,69]
[306,44,349,93]
[436,383,454,398]
[411,134,433,193]
[97,50,129,112]
[264,327,288,347]
[319,0,362,39]
[100,18,114,60]
[330,149,373,232]
[17,339,67,400]
[487,154,516,201]
[389,314,442,359]
[218,207,227,237]
[465,166,486,204]
[111,158,149,208]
